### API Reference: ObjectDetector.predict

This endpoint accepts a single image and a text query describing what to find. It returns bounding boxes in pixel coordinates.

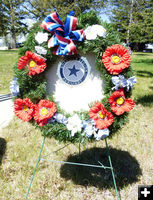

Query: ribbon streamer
[41,11,85,56]
[112,75,136,91]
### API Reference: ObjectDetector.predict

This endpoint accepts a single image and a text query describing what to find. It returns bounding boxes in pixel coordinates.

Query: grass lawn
[0,51,153,200]
[0,50,18,94]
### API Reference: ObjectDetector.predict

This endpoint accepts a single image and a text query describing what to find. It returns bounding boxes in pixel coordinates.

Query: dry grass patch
[0,103,152,200]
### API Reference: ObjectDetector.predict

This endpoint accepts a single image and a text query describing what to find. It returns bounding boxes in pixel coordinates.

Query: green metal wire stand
[25,136,120,200]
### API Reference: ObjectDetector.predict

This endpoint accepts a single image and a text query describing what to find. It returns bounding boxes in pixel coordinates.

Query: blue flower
[10,77,20,97]
[53,113,68,125]
[83,119,97,138]
[47,117,56,124]
[94,128,109,140]
[126,76,137,91]
[112,75,127,90]
[112,75,136,91]
[83,119,110,140]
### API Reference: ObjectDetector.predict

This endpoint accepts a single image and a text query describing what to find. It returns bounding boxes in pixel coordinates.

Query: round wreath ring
[11,11,136,143]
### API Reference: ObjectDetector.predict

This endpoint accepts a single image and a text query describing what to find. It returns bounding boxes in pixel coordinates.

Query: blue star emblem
[68,65,80,77]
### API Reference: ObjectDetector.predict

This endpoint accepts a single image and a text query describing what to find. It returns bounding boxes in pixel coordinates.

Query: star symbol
[68,65,80,77]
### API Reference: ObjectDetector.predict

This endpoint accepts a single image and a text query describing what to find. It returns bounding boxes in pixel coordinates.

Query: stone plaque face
[46,53,105,113]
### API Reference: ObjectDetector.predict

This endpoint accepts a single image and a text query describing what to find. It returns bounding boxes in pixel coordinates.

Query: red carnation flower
[108,89,135,115]
[34,100,57,126]
[14,98,35,122]
[17,51,47,76]
[89,102,114,129]
[102,44,131,74]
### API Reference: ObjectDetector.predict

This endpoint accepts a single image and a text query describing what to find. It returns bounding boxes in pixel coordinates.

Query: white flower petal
[35,32,48,44]
[85,32,97,40]
[92,25,106,38]
[84,26,97,40]
[66,124,73,130]
[35,46,47,55]
[71,129,77,137]
[66,114,82,135]
[85,25,106,40]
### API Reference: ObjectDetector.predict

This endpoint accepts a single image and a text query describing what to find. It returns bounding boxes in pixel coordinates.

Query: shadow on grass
[0,137,7,165]
[134,53,152,57]
[136,94,153,107]
[136,70,153,77]
[132,58,153,63]
[60,147,142,190]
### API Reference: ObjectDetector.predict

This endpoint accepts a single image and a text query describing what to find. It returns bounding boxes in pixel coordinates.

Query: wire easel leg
[105,138,120,200]
[25,136,119,200]
[79,137,81,156]
[25,136,46,200]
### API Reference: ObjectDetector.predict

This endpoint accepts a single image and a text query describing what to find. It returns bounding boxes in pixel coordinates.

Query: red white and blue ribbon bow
[41,11,85,56]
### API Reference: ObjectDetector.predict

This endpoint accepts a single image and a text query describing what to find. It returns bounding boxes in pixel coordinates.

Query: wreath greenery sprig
[11,11,136,143]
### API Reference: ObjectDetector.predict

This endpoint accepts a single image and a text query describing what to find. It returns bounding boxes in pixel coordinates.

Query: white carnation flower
[92,25,106,37]
[35,32,48,44]
[84,24,106,40]
[84,26,97,40]
[35,46,47,55]
[66,114,82,137]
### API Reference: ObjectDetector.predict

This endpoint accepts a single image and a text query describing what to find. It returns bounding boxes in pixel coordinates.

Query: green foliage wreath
[11,11,136,143]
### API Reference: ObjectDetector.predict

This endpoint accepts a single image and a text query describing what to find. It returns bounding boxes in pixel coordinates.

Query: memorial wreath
[10,11,136,143]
